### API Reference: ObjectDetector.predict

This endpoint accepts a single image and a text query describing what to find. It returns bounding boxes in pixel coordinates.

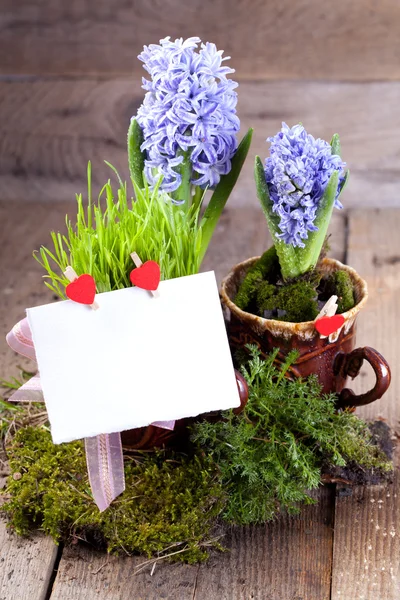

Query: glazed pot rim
[220,256,368,337]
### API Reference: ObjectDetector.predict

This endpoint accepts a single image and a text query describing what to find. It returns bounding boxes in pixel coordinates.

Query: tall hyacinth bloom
[255,123,348,280]
[135,37,240,194]
[265,123,346,249]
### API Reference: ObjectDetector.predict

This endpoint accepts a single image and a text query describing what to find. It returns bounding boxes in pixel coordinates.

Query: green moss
[2,427,225,563]
[326,270,355,313]
[1,350,392,562]
[261,280,319,322]
[234,246,323,322]
[255,280,276,310]
[234,246,278,311]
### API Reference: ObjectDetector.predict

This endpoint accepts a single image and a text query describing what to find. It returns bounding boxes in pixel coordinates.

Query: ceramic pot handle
[234,370,249,414]
[336,347,391,409]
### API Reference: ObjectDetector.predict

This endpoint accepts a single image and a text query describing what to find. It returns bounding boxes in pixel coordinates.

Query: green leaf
[254,155,299,279]
[330,132,349,201]
[127,118,145,188]
[199,128,253,264]
[297,169,339,272]
[330,133,341,157]
[87,162,92,229]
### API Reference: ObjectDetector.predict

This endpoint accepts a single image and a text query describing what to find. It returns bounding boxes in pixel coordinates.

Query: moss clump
[192,347,392,525]
[260,280,319,322]
[324,270,355,313]
[256,280,276,311]
[234,243,356,323]
[2,427,225,563]
[234,246,278,311]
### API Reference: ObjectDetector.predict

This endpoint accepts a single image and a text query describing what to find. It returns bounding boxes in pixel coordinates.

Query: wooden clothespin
[64,266,99,310]
[130,252,160,298]
[315,295,338,321]
[315,295,345,339]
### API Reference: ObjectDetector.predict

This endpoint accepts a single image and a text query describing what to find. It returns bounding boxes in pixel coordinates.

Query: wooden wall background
[1,0,400,208]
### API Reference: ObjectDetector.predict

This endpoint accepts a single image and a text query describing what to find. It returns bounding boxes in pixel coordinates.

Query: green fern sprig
[192,346,392,524]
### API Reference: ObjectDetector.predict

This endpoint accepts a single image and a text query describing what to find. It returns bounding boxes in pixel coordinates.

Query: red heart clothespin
[315,314,345,337]
[64,269,98,309]
[130,259,160,292]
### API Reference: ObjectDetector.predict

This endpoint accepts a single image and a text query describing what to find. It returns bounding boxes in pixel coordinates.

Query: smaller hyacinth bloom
[264,123,346,248]
[136,37,240,193]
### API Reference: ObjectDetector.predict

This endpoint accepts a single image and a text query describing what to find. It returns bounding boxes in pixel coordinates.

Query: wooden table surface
[2,0,400,596]
[0,202,399,600]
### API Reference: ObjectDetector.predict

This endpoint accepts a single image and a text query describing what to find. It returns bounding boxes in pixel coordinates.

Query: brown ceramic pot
[121,370,248,450]
[220,257,391,409]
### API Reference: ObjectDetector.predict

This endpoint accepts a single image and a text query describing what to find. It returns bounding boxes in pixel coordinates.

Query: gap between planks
[0,524,58,600]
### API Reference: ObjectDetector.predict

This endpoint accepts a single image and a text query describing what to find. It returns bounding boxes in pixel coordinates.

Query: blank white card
[27,271,240,443]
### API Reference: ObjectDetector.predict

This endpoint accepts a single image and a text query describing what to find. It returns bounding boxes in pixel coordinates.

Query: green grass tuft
[34,165,203,298]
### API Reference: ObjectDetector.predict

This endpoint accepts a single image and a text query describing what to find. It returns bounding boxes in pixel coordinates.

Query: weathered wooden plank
[0,523,58,600]
[332,474,400,600]
[1,79,400,206]
[331,208,400,599]
[344,209,400,433]
[0,201,69,600]
[49,545,199,600]
[192,487,335,600]
[0,201,75,376]
[47,488,335,600]
[1,0,400,80]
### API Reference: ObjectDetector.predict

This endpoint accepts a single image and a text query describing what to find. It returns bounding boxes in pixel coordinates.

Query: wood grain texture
[1,0,400,80]
[48,491,335,600]
[344,210,400,440]
[0,524,57,600]
[0,201,75,377]
[331,207,400,600]
[2,79,400,206]
[49,544,199,600]
[331,474,400,600]
[192,487,335,600]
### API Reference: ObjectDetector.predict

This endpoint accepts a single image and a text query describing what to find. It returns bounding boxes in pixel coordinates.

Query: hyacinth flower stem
[255,156,340,280]
[198,128,253,264]
[171,150,192,211]
[128,120,252,266]
[127,118,145,189]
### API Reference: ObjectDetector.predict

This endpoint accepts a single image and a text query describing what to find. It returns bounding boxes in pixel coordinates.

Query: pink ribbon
[6,317,175,511]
